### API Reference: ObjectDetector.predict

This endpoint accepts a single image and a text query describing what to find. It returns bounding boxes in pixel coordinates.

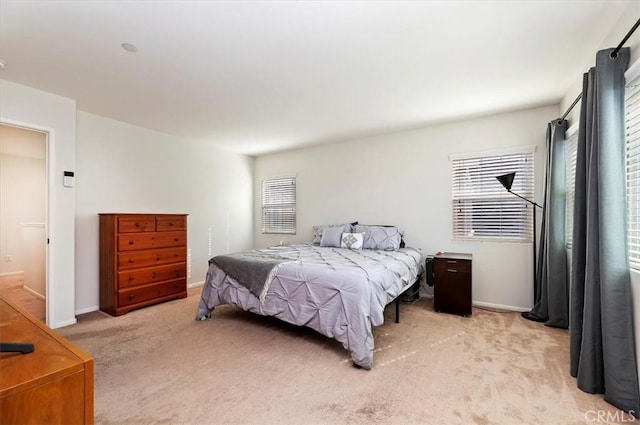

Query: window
[626,74,640,269]
[565,126,578,248]
[451,147,535,242]
[261,176,296,234]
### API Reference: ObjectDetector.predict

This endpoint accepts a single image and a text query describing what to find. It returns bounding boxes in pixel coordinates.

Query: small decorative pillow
[312,223,353,245]
[320,226,344,247]
[354,225,403,250]
[341,232,364,250]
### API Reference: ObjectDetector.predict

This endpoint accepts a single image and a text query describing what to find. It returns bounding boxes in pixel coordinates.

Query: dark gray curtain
[526,119,569,328]
[570,47,640,415]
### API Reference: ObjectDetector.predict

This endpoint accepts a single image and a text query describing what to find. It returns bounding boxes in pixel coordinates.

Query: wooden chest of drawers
[99,213,188,316]
[0,298,94,424]
[433,252,472,317]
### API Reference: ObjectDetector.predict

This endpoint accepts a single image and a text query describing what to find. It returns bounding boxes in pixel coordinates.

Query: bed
[196,225,423,369]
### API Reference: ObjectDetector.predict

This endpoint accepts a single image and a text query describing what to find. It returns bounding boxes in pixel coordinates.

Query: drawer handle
[128,294,135,299]
[128,276,134,281]
[447,260,457,264]
[174,253,179,257]
[152,272,157,278]
[156,256,161,261]
[128,240,134,245]
[174,238,179,242]
[128,259,135,263]
[169,222,174,226]
[135,222,140,228]
[447,269,458,273]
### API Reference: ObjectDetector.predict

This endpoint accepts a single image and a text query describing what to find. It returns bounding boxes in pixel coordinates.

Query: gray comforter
[196,244,423,369]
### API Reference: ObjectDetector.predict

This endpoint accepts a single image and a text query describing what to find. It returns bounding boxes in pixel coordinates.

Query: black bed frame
[391,273,422,323]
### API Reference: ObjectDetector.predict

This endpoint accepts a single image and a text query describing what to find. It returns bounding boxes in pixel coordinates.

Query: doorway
[0,124,47,322]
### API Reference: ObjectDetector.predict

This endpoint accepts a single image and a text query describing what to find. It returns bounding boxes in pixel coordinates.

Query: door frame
[0,118,54,326]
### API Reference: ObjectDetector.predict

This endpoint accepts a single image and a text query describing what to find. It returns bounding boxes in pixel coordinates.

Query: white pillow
[341,232,364,250]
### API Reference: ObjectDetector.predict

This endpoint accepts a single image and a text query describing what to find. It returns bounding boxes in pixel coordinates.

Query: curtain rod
[611,18,640,59]
[560,93,582,123]
[558,17,640,124]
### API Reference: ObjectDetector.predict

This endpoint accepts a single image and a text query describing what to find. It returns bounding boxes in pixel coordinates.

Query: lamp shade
[496,172,516,191]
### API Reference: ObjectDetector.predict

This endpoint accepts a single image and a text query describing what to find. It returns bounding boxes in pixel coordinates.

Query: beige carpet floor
[59,288,631,425]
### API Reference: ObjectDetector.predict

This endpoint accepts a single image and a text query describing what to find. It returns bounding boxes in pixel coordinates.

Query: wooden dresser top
[0,298,93,398]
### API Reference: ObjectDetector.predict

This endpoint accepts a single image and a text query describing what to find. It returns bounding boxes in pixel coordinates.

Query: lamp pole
[495,172,543,321]
[507,188,542,311]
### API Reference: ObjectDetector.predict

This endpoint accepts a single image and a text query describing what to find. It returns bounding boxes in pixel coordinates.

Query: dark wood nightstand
[433,252,472,317]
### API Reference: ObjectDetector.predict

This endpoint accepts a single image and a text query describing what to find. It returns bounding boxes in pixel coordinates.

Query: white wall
[75,111,254,314]
[0,125,47,297]
[0,156,46,292]
[22,223,46,297]
[255,104,558,311]
[0,155,45,275]
[0,79,77,328]
[0,125,46,275]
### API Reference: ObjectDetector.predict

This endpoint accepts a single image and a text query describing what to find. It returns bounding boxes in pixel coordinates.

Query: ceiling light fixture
[0,59,7,70]
[121,43,137,53]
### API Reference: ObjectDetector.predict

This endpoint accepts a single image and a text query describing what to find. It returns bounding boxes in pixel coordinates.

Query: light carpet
[59,288,631,425]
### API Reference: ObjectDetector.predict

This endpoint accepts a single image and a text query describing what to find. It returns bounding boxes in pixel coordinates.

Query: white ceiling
[0,1,630,156]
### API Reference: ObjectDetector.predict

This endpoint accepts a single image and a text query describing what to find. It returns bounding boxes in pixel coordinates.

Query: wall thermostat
[63,171,74,188]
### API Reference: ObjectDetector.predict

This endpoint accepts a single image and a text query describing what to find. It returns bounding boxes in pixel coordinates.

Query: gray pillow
[320,226,344,247]
[312,223,353,245]
[354,225,404,250]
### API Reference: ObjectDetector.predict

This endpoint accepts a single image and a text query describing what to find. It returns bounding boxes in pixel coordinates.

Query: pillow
[341,232,364,250]
[354,225,404,250]
[312,223,355,245]
[320,226,344,247]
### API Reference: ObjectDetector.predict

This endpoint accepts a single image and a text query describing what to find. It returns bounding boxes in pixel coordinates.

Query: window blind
[452,149,535,242]
[261,176,296,234]
[565,129,578,248]
[626,76,640,269]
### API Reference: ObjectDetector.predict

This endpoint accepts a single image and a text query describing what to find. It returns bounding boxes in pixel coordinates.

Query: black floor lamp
[495,172,545,322]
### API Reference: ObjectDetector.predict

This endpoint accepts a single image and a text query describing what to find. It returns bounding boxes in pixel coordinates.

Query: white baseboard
[188,281,205,289]
[472,301,529,312]
[0,271,25,277]
[75,305,100,315]
[53,318,77,329]
[418,294,527,312]
[22,285,45,299]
